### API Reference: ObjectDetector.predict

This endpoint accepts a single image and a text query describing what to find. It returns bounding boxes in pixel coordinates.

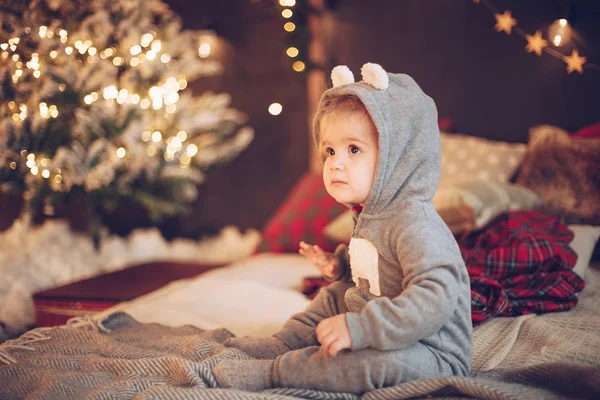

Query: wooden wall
[134,0,600,236]
[315,0,600,142]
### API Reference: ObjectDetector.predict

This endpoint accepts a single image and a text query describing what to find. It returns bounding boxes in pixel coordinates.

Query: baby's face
[320,112,378,207]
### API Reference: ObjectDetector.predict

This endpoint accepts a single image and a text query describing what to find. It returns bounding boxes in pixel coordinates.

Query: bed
[1,126,599,399]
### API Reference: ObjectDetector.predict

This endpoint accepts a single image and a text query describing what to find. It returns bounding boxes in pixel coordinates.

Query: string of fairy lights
[268,0,311,116]
[472,0,599,74]
[2,25,217,181]
[278,0,308,74]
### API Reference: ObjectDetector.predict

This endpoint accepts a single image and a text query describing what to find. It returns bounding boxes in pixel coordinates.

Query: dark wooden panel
[320,0,600,142]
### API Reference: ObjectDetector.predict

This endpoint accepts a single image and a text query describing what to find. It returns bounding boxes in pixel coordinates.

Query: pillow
[437,118,455,132]
[324,180,540,242]
[439,133,527,188]
[515,125,600,225]
[432,180,540,228]
[324,202,475,241]
[572,121,600,139]
[258,173,347,253]
[568,225,600,279]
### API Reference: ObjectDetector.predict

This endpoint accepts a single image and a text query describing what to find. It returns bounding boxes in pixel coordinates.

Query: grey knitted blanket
[1,307,599,400]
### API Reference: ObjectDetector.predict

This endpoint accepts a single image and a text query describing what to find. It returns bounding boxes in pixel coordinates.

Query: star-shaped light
[525,30,548,56]
[495,11,517,35]
[564,49,586,74]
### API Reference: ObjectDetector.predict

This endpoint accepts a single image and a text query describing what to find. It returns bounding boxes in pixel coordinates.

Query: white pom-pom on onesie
[331,65,355,87]
[360,63,389,90]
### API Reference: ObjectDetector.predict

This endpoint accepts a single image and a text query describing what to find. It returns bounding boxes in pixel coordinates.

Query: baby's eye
[325,147,335,156]
[350,145,360,154]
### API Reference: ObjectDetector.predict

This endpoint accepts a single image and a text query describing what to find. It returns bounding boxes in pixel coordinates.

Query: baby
[213,63,472,394]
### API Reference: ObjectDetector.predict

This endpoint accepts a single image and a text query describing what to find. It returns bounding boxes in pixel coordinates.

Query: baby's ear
[331,65,355,87]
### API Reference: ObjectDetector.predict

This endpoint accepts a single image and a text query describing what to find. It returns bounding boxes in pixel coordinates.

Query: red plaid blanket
[300,211,585,325]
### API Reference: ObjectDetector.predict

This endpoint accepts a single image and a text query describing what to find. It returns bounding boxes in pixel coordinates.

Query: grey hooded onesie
[213,72,472,394]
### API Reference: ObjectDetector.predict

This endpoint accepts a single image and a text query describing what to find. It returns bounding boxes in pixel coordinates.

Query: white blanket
[97,253,317,337]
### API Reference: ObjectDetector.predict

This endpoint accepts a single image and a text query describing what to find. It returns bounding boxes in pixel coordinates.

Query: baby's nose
[332,157,345,170]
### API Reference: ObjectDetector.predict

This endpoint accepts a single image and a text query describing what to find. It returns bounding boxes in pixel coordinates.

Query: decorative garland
[473,0,598,74]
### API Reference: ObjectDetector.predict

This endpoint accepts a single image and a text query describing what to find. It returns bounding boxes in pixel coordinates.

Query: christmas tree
[0,0,254,236]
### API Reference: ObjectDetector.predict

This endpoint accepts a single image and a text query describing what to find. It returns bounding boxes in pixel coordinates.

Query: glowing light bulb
[177,130,187,141]
[198,43,211,58]
[141,33,153,47]
[284,22,296,32]
[130,45,142,56]
[268,103,283,116]
[286,47,299,57]
[151,40,162,53]
[282,9,293,18]
[186,144,198,157]
[548,18,572,47]
[553,35,562,46]
[116,147,126,158]
[293,61,306,72]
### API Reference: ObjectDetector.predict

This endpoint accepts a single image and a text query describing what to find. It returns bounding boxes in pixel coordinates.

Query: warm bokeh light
[199,43,211,58]
[548,18,571,47]
[186,144,198,157]
[152,131,162,143]
[286,47,299,57]
[268,103,283,116]
[293,61,306,72]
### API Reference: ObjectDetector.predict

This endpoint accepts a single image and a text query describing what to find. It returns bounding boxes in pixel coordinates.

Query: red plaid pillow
[258,173,348,253]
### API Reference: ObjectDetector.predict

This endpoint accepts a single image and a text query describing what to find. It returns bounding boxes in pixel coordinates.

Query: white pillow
[432,181,540,228]
[439,133,527,188]
[568,225,600,279]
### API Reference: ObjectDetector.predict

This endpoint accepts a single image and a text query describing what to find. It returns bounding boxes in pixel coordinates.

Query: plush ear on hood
[331,65,355,87]
[360,63,388,90]
[330,63,389,90]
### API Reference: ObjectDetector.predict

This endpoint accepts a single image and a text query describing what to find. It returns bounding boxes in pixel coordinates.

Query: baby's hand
[316,314,352,357]
[299,241,338,279]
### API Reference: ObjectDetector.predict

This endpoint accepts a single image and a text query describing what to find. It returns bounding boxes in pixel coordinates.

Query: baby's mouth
[331,180,347,185]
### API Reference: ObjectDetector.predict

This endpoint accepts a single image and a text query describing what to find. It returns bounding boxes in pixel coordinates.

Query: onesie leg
[213,359,274,391]
[272,342,455,394]
[223,336,290,359]
[274,281,354,350]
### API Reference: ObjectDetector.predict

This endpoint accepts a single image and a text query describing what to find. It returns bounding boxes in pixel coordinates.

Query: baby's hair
[313,94,369,147]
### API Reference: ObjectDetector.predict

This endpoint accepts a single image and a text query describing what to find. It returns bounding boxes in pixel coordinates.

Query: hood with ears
[313,64,441,217]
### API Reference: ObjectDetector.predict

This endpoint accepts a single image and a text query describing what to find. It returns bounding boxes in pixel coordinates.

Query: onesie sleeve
[346,220,466,350]
[326,244,352,282]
